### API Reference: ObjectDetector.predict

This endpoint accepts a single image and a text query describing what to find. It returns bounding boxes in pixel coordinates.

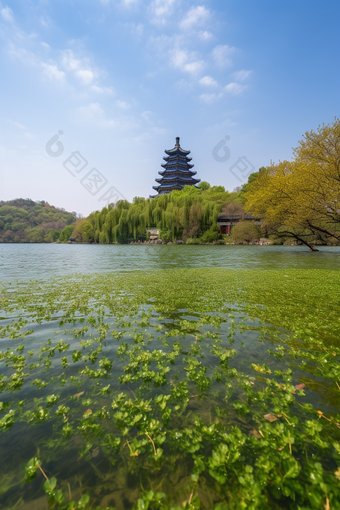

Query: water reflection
[1,244,339,281]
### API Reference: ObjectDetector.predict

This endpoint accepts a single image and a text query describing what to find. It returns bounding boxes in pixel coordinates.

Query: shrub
[186,238,202,245]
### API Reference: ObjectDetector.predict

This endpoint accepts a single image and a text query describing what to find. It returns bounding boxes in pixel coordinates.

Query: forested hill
[0,199,77,243]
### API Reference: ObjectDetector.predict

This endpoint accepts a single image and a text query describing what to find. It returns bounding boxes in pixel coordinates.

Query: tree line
[71,186,241,244]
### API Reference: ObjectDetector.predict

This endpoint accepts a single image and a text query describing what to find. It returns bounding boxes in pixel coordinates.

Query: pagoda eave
[164,148,190,156]
[158,170,197,177]
[161,163,194,169]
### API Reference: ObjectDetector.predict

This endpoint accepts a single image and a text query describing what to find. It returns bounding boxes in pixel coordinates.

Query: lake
[0,244,340,509]
[1,244,340,281]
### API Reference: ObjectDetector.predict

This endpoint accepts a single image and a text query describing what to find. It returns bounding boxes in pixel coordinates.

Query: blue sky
[1,0,339,215]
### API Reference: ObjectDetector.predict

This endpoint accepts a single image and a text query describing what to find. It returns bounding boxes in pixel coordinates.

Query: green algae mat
[1,268,340,510]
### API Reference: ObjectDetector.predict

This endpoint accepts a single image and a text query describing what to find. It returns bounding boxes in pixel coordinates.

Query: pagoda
[151,137,200,197]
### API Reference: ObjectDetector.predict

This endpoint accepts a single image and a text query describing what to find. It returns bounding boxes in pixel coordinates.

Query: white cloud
[149,0,175,25]
[174,79,193,91]
[40,16,49,28]
[233,69,252,81]
[91,85,114,94]
[7,119,25,129]
[198,30,212,41]
[180,6,210,30]
[76,69,94,84]
[199,93,222,104]
[116,100,130,109]
[41,42,50,50]
[41,63,65,81]
[185,61,204,74]
[1,6,14,23]
[61,49,95,84]
[199,75,218,87]
[125,22,144,37]
[78,103,116,128]
[212,44,236,67]
[224,82,246,94]
[122,0,139,5]
[142,111,153,123]
[171,48,204,74]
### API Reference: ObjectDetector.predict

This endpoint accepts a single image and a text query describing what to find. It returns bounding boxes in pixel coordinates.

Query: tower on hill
[151,137,200,197]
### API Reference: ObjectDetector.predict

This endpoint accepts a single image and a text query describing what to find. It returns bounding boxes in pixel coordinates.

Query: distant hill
[0,199,77,243]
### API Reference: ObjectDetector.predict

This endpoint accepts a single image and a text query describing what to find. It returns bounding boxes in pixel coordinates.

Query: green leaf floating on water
[1,268,340,509]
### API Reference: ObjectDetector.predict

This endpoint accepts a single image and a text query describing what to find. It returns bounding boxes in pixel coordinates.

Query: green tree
[198,181,211,190]
[231,221,261,243]
[59,225,75,242]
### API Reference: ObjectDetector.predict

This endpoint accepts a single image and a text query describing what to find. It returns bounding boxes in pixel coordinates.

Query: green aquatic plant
[0,268,340,508]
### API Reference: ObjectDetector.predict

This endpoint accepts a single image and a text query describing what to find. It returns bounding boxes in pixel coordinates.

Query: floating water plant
[0,268,340,509]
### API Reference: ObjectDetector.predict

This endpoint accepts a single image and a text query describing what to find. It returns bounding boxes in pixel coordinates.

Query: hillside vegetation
[0,199,76,243]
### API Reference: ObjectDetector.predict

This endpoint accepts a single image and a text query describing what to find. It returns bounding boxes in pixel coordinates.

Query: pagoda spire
[151,137,200,197]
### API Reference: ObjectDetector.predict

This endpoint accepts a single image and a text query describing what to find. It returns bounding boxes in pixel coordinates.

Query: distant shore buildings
[151,137,200,197]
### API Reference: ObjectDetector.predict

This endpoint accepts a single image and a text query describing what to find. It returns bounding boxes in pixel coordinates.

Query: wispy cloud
[77,103,116,128]
[121,0,139,6]
[233,69,252,81]
[6,40,66,84]
[212,44,236,67]
[179,6,210,30]
[91,84,115,94]
[199,92,222,104]
[41,63,65,82]
[116,100,130,109]
[7,119,25,129]
[224,82,246,94]
[40,16,49,28]
[61,49,95,84]
[125,22,144,37]
[171,48,204,74]
[199,75,218,87]
[198,30,213,41]
[149,0,175,25]
[1,5,14,23]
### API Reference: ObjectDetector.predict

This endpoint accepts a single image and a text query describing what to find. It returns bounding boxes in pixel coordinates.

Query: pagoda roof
[155,176,200,184]
[161,162,194,169]
[159,169,197,176]
[165,147,190,156]
[164,137,191,156]
[153,184,183,191]
[163,155,192,162]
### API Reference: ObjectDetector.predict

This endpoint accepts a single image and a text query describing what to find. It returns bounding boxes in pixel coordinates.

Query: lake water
[1,244,340,509]
[1,244,340,281]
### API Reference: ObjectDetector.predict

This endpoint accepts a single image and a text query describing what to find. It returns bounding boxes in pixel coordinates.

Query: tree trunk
[293,234,319,252]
